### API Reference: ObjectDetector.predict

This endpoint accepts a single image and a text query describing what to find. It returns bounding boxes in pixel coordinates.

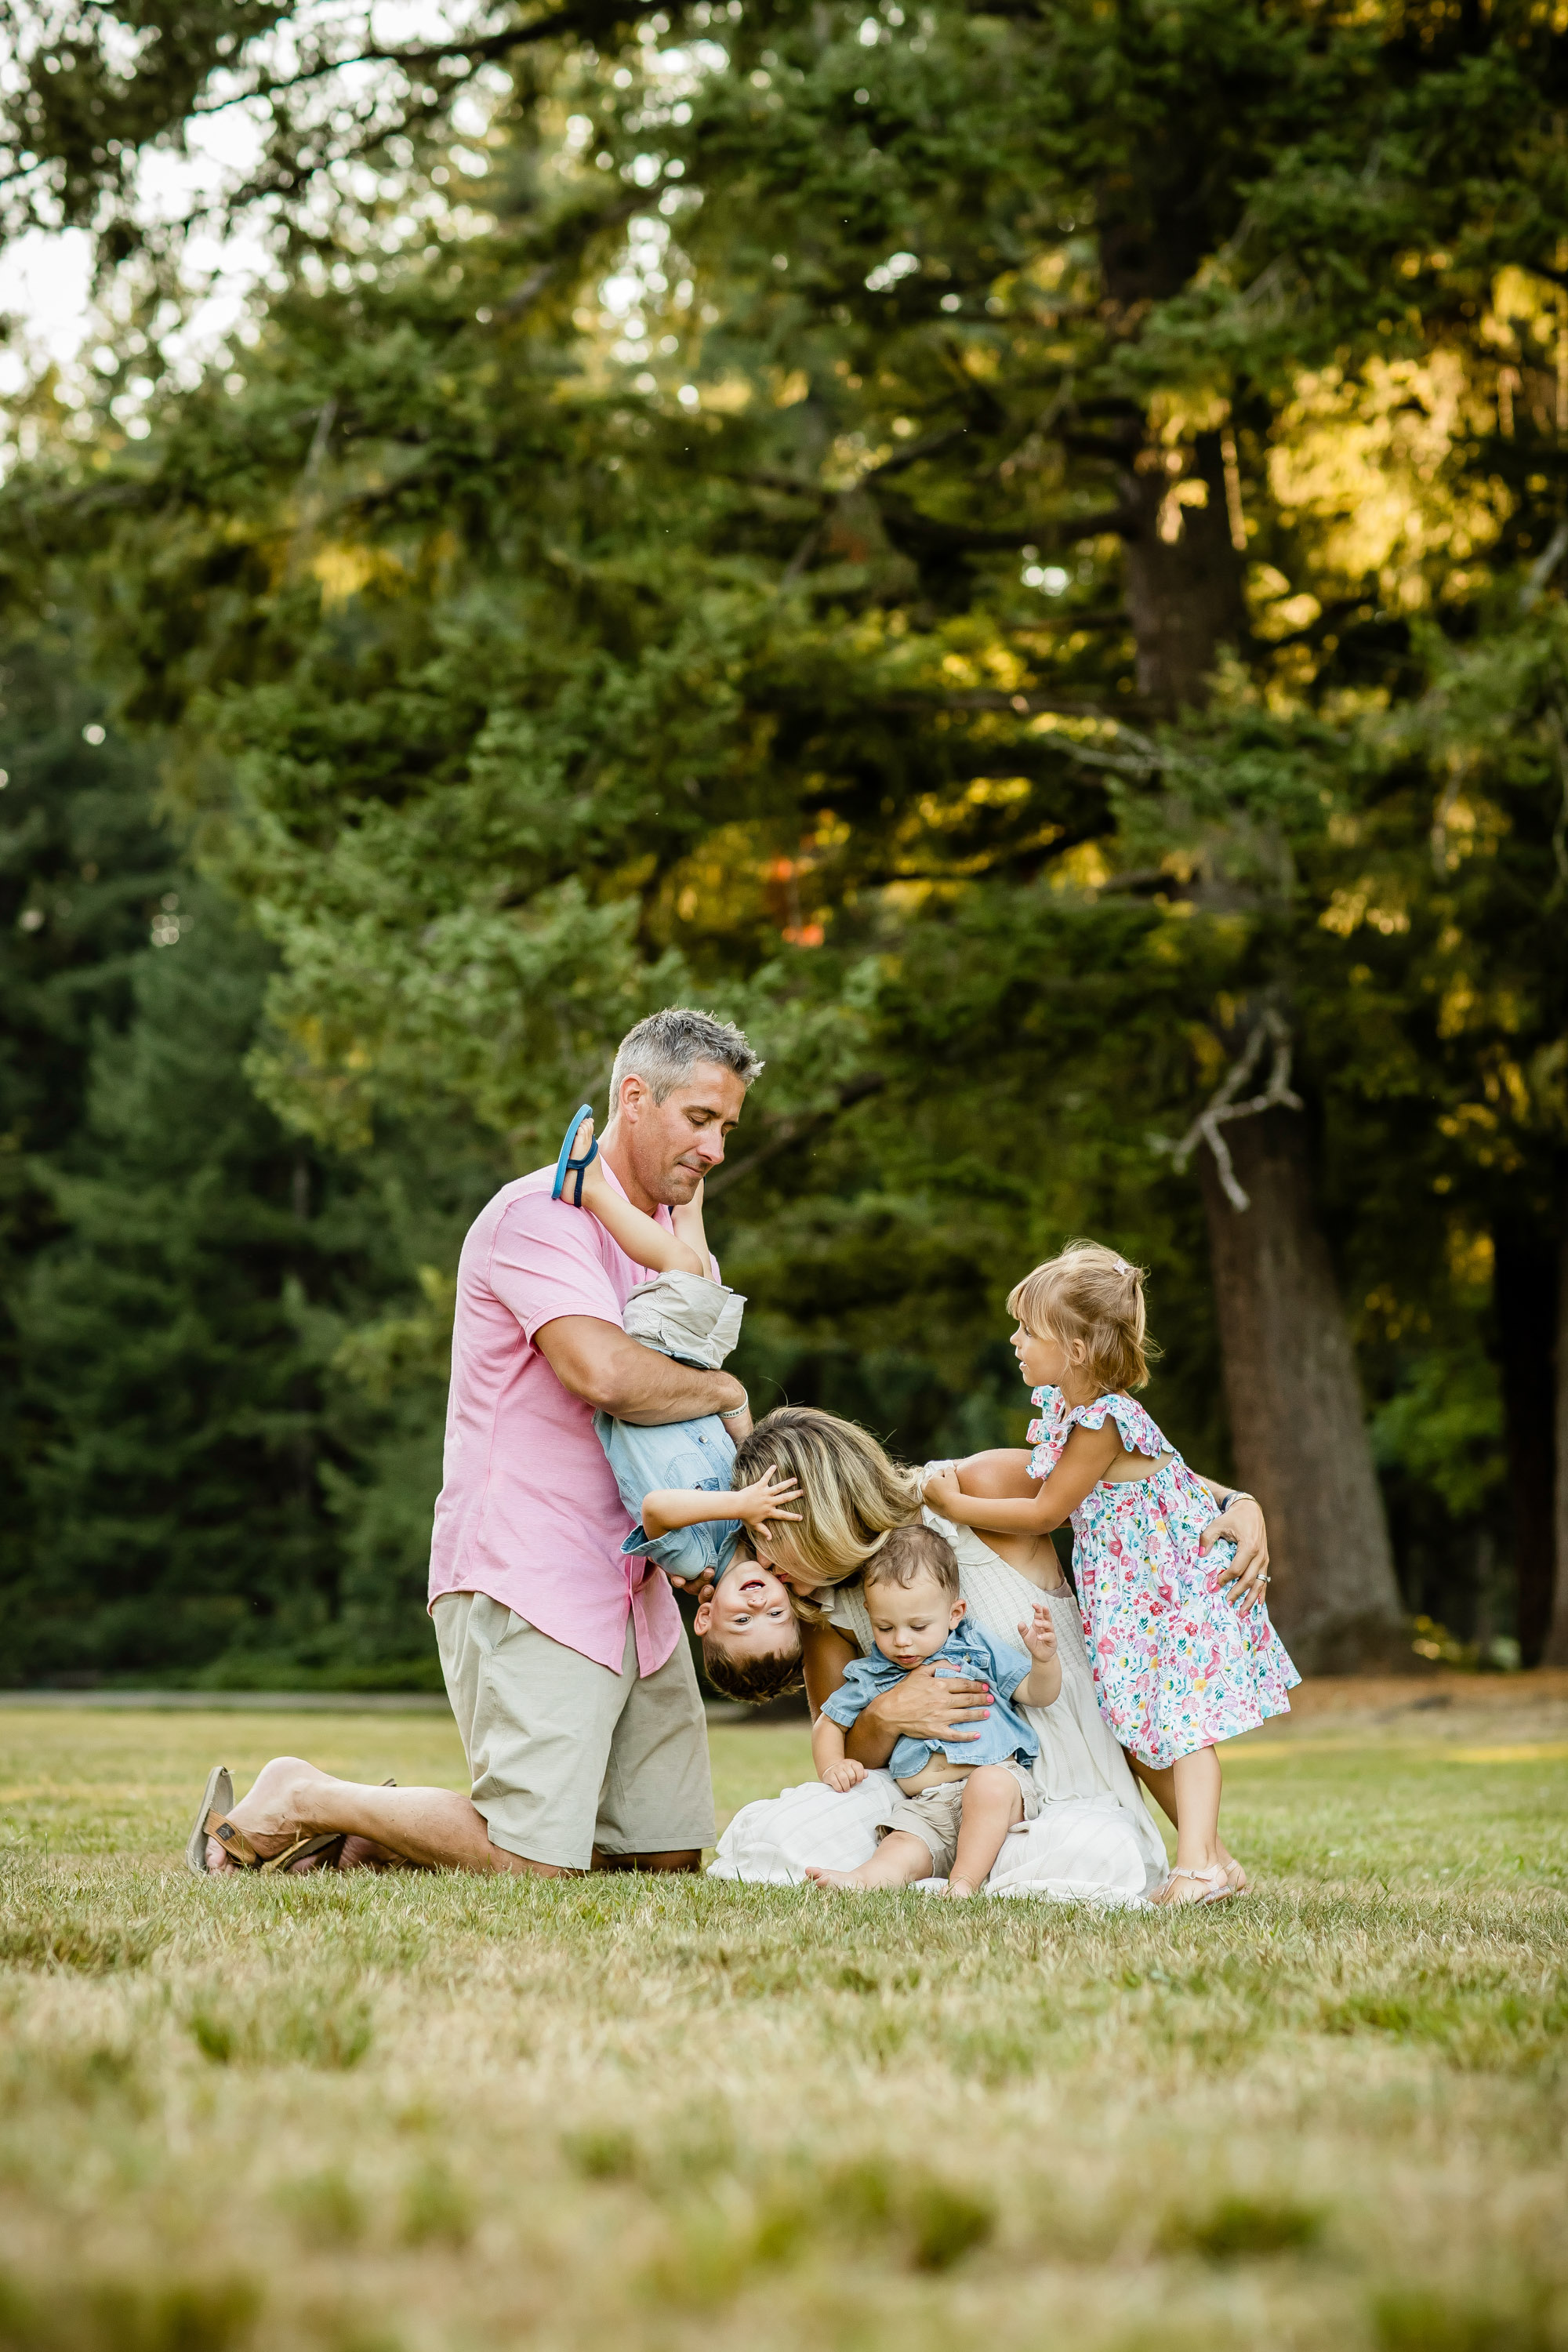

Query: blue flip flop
[551,1104,598,1206]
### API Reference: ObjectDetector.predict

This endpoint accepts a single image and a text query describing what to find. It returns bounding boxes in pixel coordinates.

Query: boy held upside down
[551,1102,806,1703]
[805,1524,1062,1897]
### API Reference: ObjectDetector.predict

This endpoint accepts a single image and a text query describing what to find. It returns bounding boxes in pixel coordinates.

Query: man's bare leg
[203,1758,575,1876]
[590,1848,702,1874]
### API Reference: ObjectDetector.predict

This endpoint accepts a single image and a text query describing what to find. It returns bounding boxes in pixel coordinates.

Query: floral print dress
[1029,1386,1301,1770]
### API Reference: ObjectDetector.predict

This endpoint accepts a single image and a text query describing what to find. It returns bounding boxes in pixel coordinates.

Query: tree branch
[703,1073,887,1200]
[190,2,670,118]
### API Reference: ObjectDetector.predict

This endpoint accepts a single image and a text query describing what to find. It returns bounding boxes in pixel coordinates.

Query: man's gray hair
[610,1007,764,1106]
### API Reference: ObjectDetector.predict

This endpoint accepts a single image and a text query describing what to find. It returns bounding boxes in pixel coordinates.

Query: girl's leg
[570,1118,707,1277]
[805,1831,933,1891]
[945,1766,1025,1897]
[1156,1745,1226,1906]
[1127,1751,1247,1892]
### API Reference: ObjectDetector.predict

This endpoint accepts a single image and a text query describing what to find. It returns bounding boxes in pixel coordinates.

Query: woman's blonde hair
[731,1406,923,1621]
[1007,1240,1158,1394]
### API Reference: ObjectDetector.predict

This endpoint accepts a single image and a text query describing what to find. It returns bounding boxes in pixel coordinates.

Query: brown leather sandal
[195,1778,397,1875]
[186,1766,233,1875]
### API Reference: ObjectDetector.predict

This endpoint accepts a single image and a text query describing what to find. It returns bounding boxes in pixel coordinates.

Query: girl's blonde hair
[731,1406,923,1621]
[1007,1240,1158,1394]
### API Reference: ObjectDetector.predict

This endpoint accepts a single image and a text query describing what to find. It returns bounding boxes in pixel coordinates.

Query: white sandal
[1157,1865,1234,1907]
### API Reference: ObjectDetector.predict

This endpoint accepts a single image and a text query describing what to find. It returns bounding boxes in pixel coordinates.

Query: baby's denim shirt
[820,1619,1040,1782]
[596,1410,741,1586]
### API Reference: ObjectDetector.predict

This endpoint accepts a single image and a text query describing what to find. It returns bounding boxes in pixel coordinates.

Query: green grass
[0,1703,1564,2352]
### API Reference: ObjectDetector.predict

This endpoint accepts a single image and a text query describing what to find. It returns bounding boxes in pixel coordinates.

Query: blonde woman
[711,1424,1271,1903]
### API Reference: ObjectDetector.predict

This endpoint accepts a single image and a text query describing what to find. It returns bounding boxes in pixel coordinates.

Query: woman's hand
[852,1658,993,1755]
[820,1759,866,1792]
[1200,1494,1270,1614]
[732,1465,803,1540]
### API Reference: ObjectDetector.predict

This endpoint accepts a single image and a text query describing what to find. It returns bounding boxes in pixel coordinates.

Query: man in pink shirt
[197,1009,760,1876]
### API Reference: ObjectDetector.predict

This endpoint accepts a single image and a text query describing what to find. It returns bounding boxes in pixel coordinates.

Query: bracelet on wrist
[719,1392,750,1421]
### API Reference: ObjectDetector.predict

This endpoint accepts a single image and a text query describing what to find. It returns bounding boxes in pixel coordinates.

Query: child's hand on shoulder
[923,1466,961,1511]
[732,1465,803,1537]
[821,1759,866,1792]
[1019,1604,1058,1664]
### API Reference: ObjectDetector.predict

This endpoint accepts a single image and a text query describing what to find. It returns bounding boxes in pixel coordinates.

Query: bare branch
[1153,1008,1303,1211]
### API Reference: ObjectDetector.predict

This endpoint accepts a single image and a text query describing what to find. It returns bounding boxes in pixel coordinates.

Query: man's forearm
[612,1356,744,1426]
[536,1316,745,1426]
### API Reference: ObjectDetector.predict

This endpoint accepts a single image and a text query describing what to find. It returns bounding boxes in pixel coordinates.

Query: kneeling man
[195,1007,759,1876]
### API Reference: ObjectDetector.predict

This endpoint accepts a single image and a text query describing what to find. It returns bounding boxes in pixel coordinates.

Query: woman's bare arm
[948,1448,1037,1501]
[799,1622,861,1722]
[798,1620,995,1767]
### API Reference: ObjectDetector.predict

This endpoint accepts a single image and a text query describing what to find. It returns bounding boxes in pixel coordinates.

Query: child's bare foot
[942,1874,982,1898]
[804,1864,872,1891]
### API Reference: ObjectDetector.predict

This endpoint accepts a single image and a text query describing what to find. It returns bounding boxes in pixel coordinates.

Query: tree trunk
[1197,1107,1406,1673]
[1120,429,1250,715]
[1494,1214,1560,1667]
[1547,1240,1568,1667]
[1097,215,1393,1668]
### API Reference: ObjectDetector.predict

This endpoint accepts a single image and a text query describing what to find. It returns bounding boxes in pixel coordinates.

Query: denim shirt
[594,1410,741,1586]
[819,1618,1040,1782]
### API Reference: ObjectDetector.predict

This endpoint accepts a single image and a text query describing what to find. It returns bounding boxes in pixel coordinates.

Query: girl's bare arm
[926,1423,1119,1534]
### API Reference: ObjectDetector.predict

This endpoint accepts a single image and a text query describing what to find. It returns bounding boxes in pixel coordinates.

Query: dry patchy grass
[0,1701,1563,2352]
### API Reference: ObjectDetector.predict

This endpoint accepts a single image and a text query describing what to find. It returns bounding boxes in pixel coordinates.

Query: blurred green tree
[6,0,1567,1672]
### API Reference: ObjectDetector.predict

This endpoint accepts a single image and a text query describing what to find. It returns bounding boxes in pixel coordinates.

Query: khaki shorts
[433,1593,715,1871]
[874,1759,1040,1878]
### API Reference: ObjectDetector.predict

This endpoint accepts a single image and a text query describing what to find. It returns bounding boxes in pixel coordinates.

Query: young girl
[923,1241,1300,1906]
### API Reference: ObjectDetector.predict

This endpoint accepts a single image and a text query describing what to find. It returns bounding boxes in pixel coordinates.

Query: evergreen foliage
[5,0,1566,1675]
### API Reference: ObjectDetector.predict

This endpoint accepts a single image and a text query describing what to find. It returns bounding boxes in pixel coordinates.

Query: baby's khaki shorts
[873,1759,1039,1878]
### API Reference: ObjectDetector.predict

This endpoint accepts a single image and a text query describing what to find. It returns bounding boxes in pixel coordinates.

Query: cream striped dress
[709,1482,1168,1903]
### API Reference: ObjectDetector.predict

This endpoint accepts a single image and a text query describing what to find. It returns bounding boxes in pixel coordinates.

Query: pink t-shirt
[426,1163,688,1675]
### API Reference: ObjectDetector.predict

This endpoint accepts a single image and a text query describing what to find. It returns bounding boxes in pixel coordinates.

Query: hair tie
[1114,1258,1131,1276]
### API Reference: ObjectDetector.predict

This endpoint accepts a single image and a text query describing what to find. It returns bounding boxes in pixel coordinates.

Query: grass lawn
[1,1694,1565,2352]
